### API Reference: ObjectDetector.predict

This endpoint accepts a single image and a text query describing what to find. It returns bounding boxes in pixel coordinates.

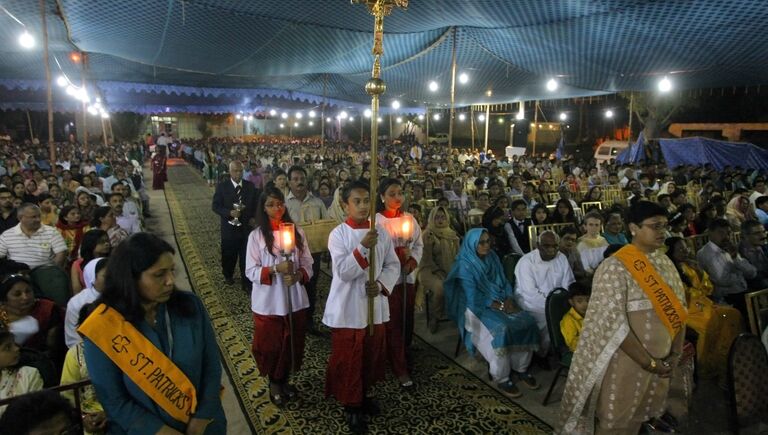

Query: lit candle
[401,217,412,241]
[280,223,295,255]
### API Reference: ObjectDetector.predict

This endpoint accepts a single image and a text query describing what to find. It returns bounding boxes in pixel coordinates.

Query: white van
[594,140,629,166]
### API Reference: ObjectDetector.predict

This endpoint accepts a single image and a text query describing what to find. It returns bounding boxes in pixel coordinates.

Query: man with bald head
[212,160,260,290]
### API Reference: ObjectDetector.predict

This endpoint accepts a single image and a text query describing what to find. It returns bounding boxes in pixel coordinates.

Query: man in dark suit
[212,160,259,290]
[509,199,532,253]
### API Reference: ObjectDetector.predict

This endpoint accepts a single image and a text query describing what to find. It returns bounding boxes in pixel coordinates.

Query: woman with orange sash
[80,233,226,434]
[559,201,687,434]
[244,186,312,407]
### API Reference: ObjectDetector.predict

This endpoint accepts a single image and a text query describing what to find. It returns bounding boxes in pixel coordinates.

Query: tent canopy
[1,0,768,113]
[659,137,768,171]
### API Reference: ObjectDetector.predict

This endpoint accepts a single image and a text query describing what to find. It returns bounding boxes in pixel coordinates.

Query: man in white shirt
[286,165,329,334]
[0,204,68,269]
[108,193,141,235]
[749,178,766,206]
[515,230,575,354]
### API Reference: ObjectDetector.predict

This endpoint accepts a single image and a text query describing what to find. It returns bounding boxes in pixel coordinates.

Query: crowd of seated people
[0,131,766,430]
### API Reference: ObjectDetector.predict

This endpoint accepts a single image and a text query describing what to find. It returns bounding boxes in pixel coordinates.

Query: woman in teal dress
[445,228,540,398]
[82,233,226,434]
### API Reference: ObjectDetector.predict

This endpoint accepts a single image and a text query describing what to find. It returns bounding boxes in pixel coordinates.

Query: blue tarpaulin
[615,132,647,164]
[659,137,768,171]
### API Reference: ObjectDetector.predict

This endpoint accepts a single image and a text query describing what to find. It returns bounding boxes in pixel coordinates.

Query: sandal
[269,381,285,407]
[517,372,540,390]
[497,380,522,398]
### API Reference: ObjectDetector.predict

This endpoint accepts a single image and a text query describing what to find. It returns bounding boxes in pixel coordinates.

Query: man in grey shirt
[697,218,756,315]
[738,220,768,290]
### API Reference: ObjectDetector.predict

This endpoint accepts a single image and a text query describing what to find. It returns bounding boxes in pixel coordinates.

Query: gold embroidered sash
[78,304,197,423]
[614,245,687,337]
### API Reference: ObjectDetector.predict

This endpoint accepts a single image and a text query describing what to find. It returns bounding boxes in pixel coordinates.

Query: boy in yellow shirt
[560,282,591,353]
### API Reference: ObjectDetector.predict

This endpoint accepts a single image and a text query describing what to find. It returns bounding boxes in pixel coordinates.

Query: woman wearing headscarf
[725,194,756,232]
[559,201,687,434]
[418,206,460,334]
[444,228,540,398]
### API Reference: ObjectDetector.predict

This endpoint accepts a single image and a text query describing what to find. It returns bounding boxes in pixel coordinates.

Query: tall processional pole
[352,0,409,335]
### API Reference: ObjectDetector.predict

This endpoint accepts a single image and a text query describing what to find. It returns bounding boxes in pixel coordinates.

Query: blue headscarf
[444,228,514,354]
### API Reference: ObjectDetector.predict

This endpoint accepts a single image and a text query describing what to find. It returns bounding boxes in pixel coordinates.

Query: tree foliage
[111,112,148,142]
[619,91,699,139]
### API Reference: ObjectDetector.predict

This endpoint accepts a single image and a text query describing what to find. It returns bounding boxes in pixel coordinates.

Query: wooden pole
[321,74,327,146]
[470,106,475,151]
[483,104,490,154]
[627,91,634,145]
[425,106,429,144]
[448,27,457,151]
[532,100,539,155]
[40,0,55,163]
[25,110,34,142]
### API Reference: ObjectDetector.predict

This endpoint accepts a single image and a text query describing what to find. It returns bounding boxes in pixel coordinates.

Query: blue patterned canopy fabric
[1,0,767,112]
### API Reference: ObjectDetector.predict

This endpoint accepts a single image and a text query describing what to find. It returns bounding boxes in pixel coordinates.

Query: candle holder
[279,222,297,375]
[229,201,245,227]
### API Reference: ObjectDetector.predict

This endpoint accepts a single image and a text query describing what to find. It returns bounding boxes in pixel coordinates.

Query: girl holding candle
[245,186,313,406]
[375,178,423,389]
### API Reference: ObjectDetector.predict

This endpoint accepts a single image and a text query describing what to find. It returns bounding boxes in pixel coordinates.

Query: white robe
[245,227,313,316]
[322,222,400,329]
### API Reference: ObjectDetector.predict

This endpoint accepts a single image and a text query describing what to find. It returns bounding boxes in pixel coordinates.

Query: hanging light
[309,121,314,126]
[18,30,34,49]
[377,117,382,123]
[87,106,98,115]
[293,122,299,127]
[559,113,567,121]
[391,100,401,110]
[658,76,672,93]
[247,115,253,121]
[295,112,303,119]
[348,116,354,122]
[396,117,402,123]
[459,72,469,84]
[309,110,316,118]
[56,76,67,87]
[100,112,109,119]
[364,109,372,118]
[281,112,288,119]
[485,89,493,97]
[433,113,441,120]
[279,123,285,128]
[269,109,277,116]
[458,113,466,121]
[326,117,332,122]
[498,117,504,124]
[546,78,558,92]
[339,111,348,119]
[605,110,614,119]
[428,81,439,92]
[235,114,242,120]
[478,114,486,122]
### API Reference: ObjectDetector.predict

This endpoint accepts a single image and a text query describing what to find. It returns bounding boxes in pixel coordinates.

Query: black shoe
[223,276,235,285]
[307,325,328,338]
[242,282,251,292]
[532,354,552,371]
[361,397,380,416]
[345,409,367,434]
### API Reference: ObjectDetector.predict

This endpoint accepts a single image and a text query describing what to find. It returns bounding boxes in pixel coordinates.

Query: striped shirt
[0,224,68,269]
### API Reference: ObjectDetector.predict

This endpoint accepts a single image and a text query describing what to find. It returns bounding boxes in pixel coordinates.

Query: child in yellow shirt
[560,282,591,353]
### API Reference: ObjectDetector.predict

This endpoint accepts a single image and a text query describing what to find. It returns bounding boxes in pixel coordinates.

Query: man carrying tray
[286,165,331,335]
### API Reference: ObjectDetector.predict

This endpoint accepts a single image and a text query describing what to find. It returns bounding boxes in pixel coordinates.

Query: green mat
[164,163,551,434]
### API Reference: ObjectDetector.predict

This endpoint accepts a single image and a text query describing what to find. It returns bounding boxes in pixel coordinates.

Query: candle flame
[401,218,412,239]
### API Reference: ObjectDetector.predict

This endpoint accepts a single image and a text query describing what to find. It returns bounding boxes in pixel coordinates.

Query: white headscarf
[83,257,106,290]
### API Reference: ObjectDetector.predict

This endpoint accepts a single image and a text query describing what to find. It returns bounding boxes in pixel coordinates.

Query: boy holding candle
[323,180,400,434]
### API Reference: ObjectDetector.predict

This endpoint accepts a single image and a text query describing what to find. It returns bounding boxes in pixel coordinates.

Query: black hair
[90,233,194,324]
[625,200,669,226]
[481,205,506,229]
[708,218,731,233]
[0,274,33,302]
[79,229,109,264]
[530,203,550,224]
[376,178,402,212]
[664,237,692,287]
[602,244,624,258]
[583,210,603,223]
[509,199,526,210]
[559,225,579,238]
[0,390,75,435]
[90,206,112,228]
[254,186,304,257]
[741,219,763,235]
[106,192,123,203]
[58,205,78,224]
[568,281,591,298]
[0,187,10,196]
[550,199,577,224]
[0,330,14,347]
[341,180,370,203]
[287,165,307,180]
[756,196,768,208]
